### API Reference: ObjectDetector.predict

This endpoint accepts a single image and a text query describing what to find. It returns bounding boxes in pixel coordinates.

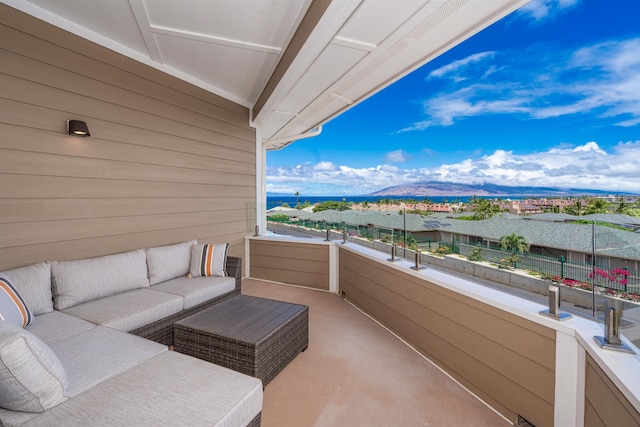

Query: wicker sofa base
[129,288,240,346]
[129,256,243,346]
[248,412,261,427]
[174,295,309,387]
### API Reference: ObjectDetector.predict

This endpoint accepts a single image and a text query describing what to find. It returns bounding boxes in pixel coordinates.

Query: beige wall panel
[0,11,246,116]
[252,255,328,275]
[250,241,330,262]
[0,146,243,184]
[250,267,328,290]
[339,250,555,426]
[584,404,606,427]
[0,120,255,168]
[0,50,254,141]
[0,8,255,272]
[0,74,253,148]
[249,240,330,290]
[0,175,251,199]
[0,198,252,224]
[339,266,554,400]
[0,148,255,187]
[0,210,248,247]
[340,251,555,366]
[585,355,640,427]
[0,24,247,127]
[340,280,527,421]
[0,228,248,270]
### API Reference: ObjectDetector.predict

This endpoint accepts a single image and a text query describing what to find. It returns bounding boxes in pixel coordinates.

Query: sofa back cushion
[0,321,68,412]
[1,262,53,316]
[51,249,149,310]
[145,240,197,285]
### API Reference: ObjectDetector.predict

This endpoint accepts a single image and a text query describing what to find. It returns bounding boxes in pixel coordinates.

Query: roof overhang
[3,0,530,150]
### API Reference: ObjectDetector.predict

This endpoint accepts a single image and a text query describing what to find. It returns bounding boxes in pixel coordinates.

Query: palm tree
[563,199,585,216]
[614,197,629,214]
[585,198,610,214]
[499,233,530,253]
[472,199,503,220]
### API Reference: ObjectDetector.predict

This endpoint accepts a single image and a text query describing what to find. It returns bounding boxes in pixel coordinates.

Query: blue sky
[267,0,640,196]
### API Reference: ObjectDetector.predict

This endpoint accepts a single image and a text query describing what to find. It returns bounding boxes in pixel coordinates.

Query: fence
[269,217,640,294]
[458,243,639,294]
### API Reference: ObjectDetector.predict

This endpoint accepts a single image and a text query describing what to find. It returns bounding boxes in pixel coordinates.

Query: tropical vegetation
[499,233,530,253]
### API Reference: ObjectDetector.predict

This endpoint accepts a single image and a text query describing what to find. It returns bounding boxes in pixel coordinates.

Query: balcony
[245,235,640,427]
[243,277,509,426]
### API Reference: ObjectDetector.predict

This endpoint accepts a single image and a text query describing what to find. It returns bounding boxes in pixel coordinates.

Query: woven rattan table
[174,295,308,387]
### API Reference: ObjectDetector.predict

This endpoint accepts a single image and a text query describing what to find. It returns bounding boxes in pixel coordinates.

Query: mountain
[367,182,619,197]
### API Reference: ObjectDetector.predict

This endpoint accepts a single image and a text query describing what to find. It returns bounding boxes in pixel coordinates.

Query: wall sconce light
[67,120,90,137]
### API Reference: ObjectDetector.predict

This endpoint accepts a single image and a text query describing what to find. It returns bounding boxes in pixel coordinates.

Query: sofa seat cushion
[1,262,52,316]
[4,351,262,427]
[145,240,196,285]
[50,326,166,397]
[62,289,183,332]
[0,322,68,413]
[52,249,149,310]
[150,276,236,309]
[26,311,95,346]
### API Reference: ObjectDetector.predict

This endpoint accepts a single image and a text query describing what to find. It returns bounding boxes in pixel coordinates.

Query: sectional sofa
[0,241,262,426]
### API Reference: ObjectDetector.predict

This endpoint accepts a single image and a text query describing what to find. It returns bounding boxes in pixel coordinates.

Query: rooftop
[268,209,640,260]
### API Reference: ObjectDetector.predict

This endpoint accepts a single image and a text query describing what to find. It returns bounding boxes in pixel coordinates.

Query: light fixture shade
[67,120,90,136]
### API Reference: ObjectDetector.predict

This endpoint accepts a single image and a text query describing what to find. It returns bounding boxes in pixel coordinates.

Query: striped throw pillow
[0,275,33,328]
[190,243,229,277]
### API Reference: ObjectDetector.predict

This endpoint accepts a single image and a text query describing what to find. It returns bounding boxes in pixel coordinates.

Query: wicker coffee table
[174,295,309,386]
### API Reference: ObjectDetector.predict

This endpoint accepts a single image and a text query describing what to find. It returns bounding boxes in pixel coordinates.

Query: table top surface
[175,295,308,343]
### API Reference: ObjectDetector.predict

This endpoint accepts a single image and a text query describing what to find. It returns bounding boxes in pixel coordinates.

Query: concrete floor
[242,278,512,427]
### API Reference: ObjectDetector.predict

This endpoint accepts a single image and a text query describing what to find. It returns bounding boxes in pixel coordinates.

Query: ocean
[266,195,476,210]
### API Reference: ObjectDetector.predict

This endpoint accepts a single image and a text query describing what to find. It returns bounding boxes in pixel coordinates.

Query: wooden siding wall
[250,240,330,290]
[585,354,640,427]
[0,6,256,270]
[339,249,556,427]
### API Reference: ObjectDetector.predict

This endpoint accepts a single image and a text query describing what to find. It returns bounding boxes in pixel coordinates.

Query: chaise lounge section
[0,241,262,426]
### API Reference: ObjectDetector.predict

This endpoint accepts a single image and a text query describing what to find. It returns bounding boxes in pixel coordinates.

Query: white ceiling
[4,0,529,149]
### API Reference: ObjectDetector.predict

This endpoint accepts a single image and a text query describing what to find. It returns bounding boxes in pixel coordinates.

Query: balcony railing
[247,234,640,427]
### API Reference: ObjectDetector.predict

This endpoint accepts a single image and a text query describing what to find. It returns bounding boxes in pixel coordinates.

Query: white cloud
[399,37,640,131]
[267,141,640,195]
[519,0,579,21]
[314,161,337,171]
[427,51,496,81]
[383,149,412,163]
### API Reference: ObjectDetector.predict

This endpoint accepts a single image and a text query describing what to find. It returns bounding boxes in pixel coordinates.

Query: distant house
[268,209,640,271]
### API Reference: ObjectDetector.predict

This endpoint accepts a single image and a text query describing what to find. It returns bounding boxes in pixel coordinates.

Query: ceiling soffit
[3,0,529,149]
[258,0,530,149]
[6,0,310,107]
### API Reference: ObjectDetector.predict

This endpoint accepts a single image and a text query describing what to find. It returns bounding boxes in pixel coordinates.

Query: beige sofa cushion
[51,249,149,310]
[0,321,68,413]
[145,240,196,285]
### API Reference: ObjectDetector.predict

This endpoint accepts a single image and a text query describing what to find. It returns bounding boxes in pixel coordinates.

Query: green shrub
[467,247,483,261]
[268,214,290,223]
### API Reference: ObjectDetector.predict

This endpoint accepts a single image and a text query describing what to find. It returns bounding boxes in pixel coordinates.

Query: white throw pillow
[1,262,53,316]
[0,321,68,412]
[0,275,33,328]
